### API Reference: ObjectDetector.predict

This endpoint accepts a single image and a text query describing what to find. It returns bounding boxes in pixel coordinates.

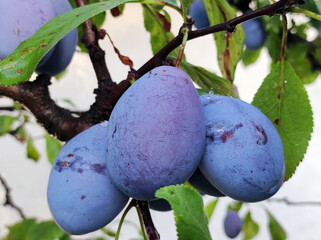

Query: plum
[224,210,243,238]
[36,0,78,76]
[149,198,172,212]
[189,168,225,197]
[0,0,56,65]
[106,66,206,200]
[199,94,285,202]
[189,0,210,29]
[47,122,129,235]
[242,17,266,50]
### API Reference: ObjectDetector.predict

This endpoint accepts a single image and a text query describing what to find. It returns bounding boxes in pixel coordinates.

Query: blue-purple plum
[36,0,78,76]
[106,66,206,200]
[242,17,266,50]
[47,122,129,235]
[149,199,172,212]
[189,168,225,197]
[199,94,285,202]
[189,0,210,29]
[224,210,243,238]
[0,0,56,65]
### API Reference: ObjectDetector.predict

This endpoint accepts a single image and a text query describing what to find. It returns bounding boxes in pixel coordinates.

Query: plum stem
[115,200,136,240]
[136,200,161,240]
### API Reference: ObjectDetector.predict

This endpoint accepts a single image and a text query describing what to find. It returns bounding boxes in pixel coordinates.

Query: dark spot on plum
[209,100,214,104]
[73,146,89,152]
[251,170,253,173]
[81,195,86,200]
[185,79,189,84]
[274,118,279,125]
[88,219,90,221]
[66,179,69,182]
[91,163,107,174]
[67,153,74,157]
[112,126,117,138]
[154,73,158,75]
[206,133,215,142]
[253,124,268,145]
[221,123,243,143]
[77,168,83,173]
[63,161,69,166]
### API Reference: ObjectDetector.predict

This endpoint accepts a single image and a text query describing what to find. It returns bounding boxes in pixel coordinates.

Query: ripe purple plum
[199,94,285,202]
[224,210,243,238]
[106,66,206,200]
[189,168,225,197]
[149,198,172,212]
[36,0,78,76]
[0,0,56,65]
[188,0,210,29]
[47,122,129,235]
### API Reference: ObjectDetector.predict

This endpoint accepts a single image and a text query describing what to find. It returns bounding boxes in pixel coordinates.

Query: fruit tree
[0,0,320,239]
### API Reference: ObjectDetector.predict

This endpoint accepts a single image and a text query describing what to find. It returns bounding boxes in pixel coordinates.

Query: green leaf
[143,4,176,55]
[179,61,232,96]
[0,115,17,136]
[3,219,67,240]
[203,0,244,81]
[0,0,134,86]
[252,60,313,180]
[205,199,218,221]
[155,185,212,240]
[242,211,259,240]
[26,221,66,240]
[179,0,191,19]
[227,201,242,212]
[242,48,262,66]
[3,219,37,240]
[101,228,117,237]
[27,137,40,162]
[286,42,321,84]
[266,210,286,240]
[45,134,63,164]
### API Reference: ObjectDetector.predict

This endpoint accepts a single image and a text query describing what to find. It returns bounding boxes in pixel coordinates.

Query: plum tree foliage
[0,0,319,239]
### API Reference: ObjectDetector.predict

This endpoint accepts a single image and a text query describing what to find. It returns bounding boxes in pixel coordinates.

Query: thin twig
[268,198,321,206]
[0,173,26,219]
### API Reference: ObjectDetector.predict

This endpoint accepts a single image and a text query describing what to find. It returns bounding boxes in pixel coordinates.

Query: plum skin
[189,0,210,29]
[47,122,129,235]
[0,0,77,76]
[224,210,243,238]
[0,0,56,64]
[106,66,206,201]
[242,17,266,50]
[36,0,78,76]
[149,198,172,212]
[199,94,285,202]
[188,168,225,197]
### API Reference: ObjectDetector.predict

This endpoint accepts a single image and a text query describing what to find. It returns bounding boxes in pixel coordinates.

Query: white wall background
[1,3,321,240]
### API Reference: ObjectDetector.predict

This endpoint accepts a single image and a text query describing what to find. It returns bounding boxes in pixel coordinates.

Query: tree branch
[0,74,90,141]
[0,173,26,219]
[136,0,302,78]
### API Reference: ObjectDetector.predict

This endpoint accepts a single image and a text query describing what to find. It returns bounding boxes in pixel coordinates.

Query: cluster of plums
[189,0,266,50]
[47,66,285,235]
[0,0,77,76]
